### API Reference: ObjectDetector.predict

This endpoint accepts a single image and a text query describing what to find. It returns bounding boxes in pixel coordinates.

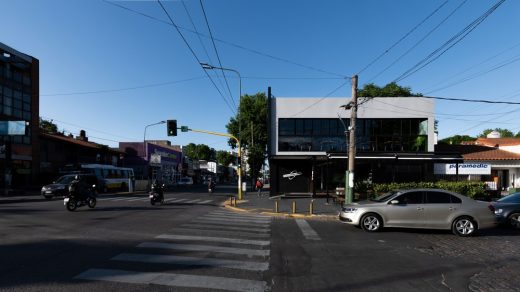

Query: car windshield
[370,191,400,202]
[55,176,75,184]
[497,193,520,203]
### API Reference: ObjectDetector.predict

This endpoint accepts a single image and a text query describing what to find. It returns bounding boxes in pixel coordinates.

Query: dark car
[41,174,98,199]
[492,192,520,229]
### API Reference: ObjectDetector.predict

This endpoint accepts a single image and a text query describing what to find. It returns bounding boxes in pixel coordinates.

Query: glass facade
[0,59,32,145]
[278,118,428,152]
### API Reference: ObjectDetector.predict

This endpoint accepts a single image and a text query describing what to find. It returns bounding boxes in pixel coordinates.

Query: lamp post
[200,63,243,197]
[143,121,166,182]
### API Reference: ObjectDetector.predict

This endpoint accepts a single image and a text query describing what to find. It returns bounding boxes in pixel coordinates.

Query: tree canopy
[216,150,236,167]
[479,128,515,138]
[438,135,476,145]
[183,143,216,161]
[226,92,268,179]
[358,82,422,97]
[39,118,59,133]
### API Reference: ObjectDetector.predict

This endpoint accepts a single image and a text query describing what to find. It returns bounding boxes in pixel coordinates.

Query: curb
[224,201,339,220]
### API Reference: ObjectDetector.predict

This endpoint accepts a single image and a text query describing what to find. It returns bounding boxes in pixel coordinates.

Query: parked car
[41,174,99,199]
[177,177,193,186]
[492,192,520,229]
[339,188,497,236]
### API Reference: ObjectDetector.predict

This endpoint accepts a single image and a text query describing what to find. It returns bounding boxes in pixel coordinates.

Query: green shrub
[369,181,486,198]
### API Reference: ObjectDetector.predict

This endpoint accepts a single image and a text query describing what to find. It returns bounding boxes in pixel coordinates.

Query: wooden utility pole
[345,75,358,205]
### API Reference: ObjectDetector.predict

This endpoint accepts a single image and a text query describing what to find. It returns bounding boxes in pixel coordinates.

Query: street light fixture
[200,62,243,200]
[143,120,166,181]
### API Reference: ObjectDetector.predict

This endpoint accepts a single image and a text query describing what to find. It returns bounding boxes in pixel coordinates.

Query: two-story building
[268,95,462,196]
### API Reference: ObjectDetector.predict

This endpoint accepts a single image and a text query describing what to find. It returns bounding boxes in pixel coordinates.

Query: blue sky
[2,0,520,150]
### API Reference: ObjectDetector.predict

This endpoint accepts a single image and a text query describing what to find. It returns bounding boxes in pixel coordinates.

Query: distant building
[39,131,123,184]
[119,140,182,186]
[0,42,40,189]
[268,96,462,196]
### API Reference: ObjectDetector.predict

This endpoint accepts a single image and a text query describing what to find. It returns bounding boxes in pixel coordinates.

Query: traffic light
[167,120,177,136]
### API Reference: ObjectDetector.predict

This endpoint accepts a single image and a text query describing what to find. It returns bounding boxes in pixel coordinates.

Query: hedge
[369,181,486,198]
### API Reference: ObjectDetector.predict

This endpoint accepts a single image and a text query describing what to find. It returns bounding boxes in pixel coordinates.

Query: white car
[339,188,497,236]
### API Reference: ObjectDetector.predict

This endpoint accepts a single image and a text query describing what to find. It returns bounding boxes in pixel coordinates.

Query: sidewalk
[225,191,342,220]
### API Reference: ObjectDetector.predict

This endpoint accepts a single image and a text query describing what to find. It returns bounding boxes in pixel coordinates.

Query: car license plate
[45,191,53,194]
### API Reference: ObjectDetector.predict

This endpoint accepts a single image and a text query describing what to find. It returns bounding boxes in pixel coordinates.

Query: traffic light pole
[183,128,242,200]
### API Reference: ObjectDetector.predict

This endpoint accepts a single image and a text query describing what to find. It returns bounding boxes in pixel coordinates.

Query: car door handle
[416,207,423,211]
[449,207,455,211]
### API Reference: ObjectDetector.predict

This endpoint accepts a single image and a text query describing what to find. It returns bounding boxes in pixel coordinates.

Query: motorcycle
[208,181,216,193]
[150,183,165,205]
[64,183,97,212]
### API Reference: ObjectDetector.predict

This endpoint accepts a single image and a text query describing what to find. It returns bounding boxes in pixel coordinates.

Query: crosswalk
[75,209,273,291]
[96,195,215,205]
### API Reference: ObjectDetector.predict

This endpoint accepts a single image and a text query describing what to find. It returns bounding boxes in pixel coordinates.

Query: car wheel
[360,213,383,232]
[508,212,520,229]
[88,197,96,208]
[452,216,476,237]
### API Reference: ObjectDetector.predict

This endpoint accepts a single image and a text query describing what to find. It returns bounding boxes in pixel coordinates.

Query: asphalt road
[1,186,519,291]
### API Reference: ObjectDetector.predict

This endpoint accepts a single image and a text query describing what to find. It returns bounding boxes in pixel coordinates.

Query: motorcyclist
[151,179,164,196]
[208,178,216,192]
[70,175,89,201]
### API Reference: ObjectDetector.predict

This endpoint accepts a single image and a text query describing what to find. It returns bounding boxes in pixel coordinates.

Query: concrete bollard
[292,201,296,214]
[309,199,314,215]
[275,200,279,213]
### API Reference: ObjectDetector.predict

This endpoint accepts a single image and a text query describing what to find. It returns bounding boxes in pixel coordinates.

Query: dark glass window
[295,119,304,135]
[450,195,462,204]
[425,191,451,204]
[279,119,294,135]
[396,191,423,204]
[304,119,313,135]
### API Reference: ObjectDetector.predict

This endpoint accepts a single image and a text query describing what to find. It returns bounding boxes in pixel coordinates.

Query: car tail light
[488,204,495,213]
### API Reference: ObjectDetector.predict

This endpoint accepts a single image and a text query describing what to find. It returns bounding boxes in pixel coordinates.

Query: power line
[199,0,236,108]
[367,0,467,83]
[356,0,449,76]
[41,116,139,141]
[424,95,520,105]
[394,0,507,83]
[40,76,207,96]
[157,0,236,114]
[103,0,347,78]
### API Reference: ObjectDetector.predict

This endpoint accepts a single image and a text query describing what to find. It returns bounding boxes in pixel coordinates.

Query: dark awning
[326,151,463,162]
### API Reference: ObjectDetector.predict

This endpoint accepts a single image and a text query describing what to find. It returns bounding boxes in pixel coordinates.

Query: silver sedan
[339,188,497,236]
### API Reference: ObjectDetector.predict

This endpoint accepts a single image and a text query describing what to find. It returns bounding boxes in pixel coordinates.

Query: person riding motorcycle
[151,179,164,196]
[208,179,216,192]
[69,175,90,201]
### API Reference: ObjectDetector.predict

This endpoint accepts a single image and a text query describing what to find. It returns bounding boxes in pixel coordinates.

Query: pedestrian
[255,179,263,197]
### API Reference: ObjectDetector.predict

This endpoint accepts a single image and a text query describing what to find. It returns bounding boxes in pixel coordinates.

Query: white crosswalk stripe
[74,209,272,291]
[96,197,214,205]
[295,219,321,241]
[75,269,268,292]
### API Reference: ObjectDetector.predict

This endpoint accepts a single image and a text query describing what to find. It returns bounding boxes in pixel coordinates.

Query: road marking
[137,242,270,257]
[201,215,270,224]
[156,234,270,247]
[127,197,146,201]
[111,253,269,271]
[197,199,213,204]
[295,219,321,241]
[181,224,270,233]
[169,227,270,238]
[192,219,270,228]
[75,268,268,292]
[184,199,201,204]
[211,211,271,219]
[169,198,188,203]
[203,213,271,222]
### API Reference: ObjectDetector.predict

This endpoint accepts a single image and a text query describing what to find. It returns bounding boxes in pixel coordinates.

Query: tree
[226,92,268,179]
[358,82,422,97]
[183,143,216,160]
[479,128,514,138]
[216,150,236,167]
[39,118,58,133]
[438,135,476,145]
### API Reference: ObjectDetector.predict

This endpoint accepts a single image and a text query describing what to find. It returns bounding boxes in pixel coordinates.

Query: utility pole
[345,75,358,205]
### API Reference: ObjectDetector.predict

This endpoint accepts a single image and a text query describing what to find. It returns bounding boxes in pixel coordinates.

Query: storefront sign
[434,163,491,175]
[282,170,302,180]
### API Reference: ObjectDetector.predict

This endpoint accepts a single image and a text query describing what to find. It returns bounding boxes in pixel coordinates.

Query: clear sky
[2,0,520,150]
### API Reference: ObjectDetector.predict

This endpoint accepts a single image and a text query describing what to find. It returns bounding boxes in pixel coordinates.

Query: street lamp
[200,62,243,200]
[143,121,166,181]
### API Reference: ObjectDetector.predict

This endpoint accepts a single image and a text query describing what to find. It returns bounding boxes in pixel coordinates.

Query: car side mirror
[390,200,400,205]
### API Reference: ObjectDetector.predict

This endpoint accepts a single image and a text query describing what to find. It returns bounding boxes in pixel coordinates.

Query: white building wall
[271,97,435,155]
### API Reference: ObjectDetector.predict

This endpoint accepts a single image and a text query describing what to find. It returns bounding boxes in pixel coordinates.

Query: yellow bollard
[275,200,279,213]
[292,201,296,214]
[309,199,314,215]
